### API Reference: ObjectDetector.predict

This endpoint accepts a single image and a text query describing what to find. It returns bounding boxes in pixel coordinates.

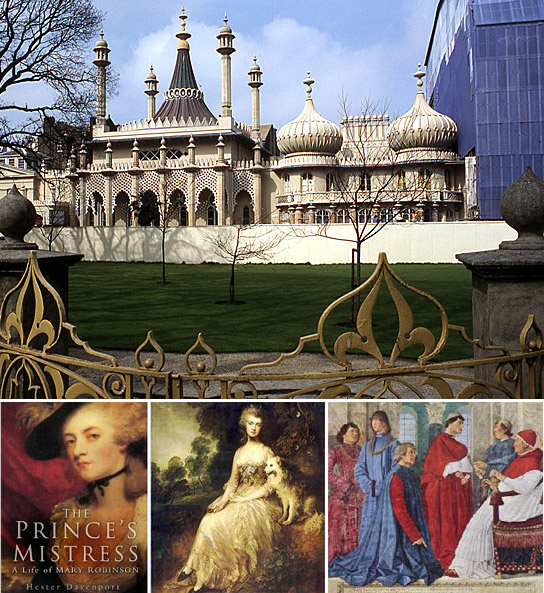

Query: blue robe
[484,438,515,478]
[329,465,443,587]
[354,433,398,543]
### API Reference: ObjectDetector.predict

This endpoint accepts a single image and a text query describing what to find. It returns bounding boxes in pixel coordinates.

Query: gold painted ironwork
[1,251,543,399]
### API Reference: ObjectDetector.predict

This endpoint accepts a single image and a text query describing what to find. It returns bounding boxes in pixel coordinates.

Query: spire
[154,7,216,125]
[304,71,314,99]
[176,6,191,50]
[414,63,425,95]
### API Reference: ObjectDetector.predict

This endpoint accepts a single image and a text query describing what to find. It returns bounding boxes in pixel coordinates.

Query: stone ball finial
[500,166,544,250]
[0,185,39,250]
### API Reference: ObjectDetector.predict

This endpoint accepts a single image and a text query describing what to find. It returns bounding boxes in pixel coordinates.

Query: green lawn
[68,262,473,360]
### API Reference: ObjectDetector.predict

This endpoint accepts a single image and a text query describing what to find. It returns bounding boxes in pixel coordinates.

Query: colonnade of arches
[83,189,255,227]
[278,204,460,225]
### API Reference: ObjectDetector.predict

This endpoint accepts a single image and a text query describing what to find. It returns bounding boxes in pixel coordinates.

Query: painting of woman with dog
[152,403,324,593]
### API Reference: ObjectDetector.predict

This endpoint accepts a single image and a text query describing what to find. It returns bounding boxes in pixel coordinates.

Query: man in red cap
[448,429,543,579]
[421,413,473,570]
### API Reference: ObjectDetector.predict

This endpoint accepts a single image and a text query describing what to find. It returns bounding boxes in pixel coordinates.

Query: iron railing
[0,252,542,399]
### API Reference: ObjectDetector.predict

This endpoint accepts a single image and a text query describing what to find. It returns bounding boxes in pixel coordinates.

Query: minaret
[248,56,263,141]
[216,14,235,119]
[145,65,159,120]
[93,31,111,126]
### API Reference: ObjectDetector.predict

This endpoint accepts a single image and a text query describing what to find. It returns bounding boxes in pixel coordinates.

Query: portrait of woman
[328,422,364,562]
[177,405,278,592]
[153,402,324,593]
[3,402,147,593]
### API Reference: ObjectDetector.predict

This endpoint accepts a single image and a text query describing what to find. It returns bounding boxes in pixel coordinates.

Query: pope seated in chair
[448,429,543,579]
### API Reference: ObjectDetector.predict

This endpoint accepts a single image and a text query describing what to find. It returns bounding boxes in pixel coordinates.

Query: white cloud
[107,7,438,130]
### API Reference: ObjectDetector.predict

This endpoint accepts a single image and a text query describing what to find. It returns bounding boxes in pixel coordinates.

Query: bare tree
[35,175,70,250]
[286,96,430,322]
[0,0,106,163]
[131,186,185,284]
[208,223,283,305]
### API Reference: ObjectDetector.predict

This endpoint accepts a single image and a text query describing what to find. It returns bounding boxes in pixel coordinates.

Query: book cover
[1,402,148,593]
[151,402,325,593]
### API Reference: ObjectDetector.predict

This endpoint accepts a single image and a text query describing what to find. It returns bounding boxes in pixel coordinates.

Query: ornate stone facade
[14,9,466,228]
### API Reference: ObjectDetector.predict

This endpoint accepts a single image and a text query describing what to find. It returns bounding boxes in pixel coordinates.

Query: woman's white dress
[182,444,280,592]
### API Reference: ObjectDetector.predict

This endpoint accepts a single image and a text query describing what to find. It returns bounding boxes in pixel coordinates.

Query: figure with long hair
[353,410,398,543]
[329,443,443,586]
[18,402,147,593]
[176,405,281,593]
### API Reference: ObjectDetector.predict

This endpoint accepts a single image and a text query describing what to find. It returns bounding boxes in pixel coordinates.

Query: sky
[92,0,439,129]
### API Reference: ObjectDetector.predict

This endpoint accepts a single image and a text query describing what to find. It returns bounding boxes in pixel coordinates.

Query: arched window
[397,170,406,190]
[418,169,432,189]
[444,169,452,190]
[404,207,416,221]
[337,209,350,223]
[93,193,105,226]
[114,192,131,227]
[358,208,371,223]
[135,190,160,227]
[284,174,291,194]
[207,196,217,226]
[316,209,330,224]
[301,173,313,193]
[360,173,371,191]
[380,208,394,222]
[179,205,188,226]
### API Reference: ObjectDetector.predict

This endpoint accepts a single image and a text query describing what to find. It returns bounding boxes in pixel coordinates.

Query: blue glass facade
[425,0,544,219]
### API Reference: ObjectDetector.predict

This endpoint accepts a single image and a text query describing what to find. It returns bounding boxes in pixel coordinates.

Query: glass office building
[425,0,544,219]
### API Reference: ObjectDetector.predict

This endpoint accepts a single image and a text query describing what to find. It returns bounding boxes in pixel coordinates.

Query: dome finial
[176,6,191,49]
[414,63,425,93]
[388,65,457,153]
[224,12,228,25]
[304,71,314,98]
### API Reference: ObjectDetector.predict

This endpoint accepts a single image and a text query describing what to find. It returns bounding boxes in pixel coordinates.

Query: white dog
[264,455,315,525]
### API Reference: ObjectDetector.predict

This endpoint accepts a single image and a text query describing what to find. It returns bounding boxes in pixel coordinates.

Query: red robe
[328,444,365,562]
[504,447,543,478]
[421,433,472,570]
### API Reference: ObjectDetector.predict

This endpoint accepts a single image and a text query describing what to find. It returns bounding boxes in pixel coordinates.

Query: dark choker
[78,466,128,506]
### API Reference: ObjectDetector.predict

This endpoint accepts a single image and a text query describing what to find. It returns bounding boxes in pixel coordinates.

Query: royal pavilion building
[1,8,467,227]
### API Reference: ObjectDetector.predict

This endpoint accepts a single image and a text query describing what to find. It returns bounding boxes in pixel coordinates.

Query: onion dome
[94,30,108,49]
[146,65,157,82]
[219,13,232,34]
[154,8,216,125]
[277,73,342,156]
[388,65,457,153]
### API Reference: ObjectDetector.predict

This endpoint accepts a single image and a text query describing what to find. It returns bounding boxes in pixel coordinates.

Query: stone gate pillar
[456,167,544,392]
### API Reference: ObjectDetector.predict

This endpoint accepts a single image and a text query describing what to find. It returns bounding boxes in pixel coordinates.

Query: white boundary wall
[28,222,516,264]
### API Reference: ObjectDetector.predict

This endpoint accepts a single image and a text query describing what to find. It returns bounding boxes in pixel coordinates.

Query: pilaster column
[188,172,196,226]
[308,204,316,224]
[252,142,263,223]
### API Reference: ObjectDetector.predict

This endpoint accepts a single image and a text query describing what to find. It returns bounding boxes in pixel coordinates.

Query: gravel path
[69,348,476,399]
